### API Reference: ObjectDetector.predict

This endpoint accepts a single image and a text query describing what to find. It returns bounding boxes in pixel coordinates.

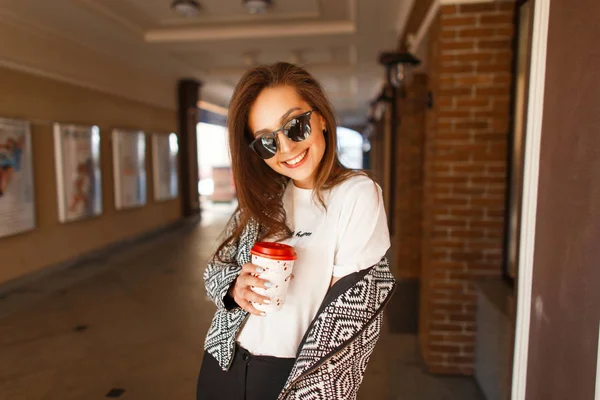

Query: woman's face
[248,85,327,189]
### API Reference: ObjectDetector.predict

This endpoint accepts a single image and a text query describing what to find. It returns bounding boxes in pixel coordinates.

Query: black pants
[196,345,295,400]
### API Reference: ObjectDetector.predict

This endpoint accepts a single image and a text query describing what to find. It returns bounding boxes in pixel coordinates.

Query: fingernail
[264,282,273,288]
[260,312,266,316]
[263,299,271,304]
[256,267,264,273]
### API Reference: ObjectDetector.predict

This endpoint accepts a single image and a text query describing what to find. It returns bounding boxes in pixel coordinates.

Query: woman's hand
[228,263,272,316]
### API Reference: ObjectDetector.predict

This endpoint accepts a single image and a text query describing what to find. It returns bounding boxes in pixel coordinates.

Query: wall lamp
[378,51,421,89]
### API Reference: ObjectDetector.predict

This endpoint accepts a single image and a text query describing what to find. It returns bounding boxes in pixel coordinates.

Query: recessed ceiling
[0,0,411,126]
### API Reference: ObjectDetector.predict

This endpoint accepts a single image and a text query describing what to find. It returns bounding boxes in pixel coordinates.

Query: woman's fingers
[241,262,263,274]
[246,275,272,289]
[243,287,271,305]
[238,268,271,289]
[232,270,271,316]
[238,298,264,316]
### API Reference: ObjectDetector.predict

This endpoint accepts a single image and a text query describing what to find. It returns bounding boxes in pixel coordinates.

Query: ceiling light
[243,0,272,14]
[171,0,200,17]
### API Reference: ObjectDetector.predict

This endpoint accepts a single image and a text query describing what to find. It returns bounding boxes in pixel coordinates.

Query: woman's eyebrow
[253,107,302,137]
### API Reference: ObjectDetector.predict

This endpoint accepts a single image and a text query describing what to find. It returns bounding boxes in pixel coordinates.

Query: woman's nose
[276,131,296,154]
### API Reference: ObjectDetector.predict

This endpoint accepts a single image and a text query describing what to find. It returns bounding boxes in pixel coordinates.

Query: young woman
[197,62,396,400]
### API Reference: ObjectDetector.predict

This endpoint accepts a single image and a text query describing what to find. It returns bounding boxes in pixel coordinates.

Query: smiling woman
[197,62,396,400]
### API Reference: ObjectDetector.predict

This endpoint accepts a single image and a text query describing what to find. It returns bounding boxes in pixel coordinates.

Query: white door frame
[510,1,552,399]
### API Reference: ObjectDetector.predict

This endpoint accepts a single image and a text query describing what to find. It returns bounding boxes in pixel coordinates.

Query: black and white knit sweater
[203,211,396,400]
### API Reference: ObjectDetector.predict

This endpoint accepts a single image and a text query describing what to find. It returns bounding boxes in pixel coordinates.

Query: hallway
[0,207,484,400]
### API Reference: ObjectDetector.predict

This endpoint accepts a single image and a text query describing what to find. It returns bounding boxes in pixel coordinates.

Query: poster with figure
[112,129,146,210]
[0,117,35,238]
[152,133,179,201]
[53,123,102,223]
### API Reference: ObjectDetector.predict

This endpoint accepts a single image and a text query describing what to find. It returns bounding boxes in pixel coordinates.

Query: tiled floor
[0,203,484,400]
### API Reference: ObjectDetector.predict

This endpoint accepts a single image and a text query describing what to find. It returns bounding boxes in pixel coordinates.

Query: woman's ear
[319,115,327,130]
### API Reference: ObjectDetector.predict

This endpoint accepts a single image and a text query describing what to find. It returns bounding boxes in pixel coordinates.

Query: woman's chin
[287,170,316,188]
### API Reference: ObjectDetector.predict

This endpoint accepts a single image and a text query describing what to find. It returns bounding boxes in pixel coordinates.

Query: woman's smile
[282,148,309,168]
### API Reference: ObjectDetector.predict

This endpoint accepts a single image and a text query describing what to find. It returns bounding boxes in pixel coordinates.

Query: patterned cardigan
[203,211,396,400]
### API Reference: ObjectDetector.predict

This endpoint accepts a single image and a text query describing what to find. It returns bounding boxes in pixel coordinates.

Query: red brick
[430,261,465,270]
[452,229,486,239]
[459,3,497,13]
[431,344,463,353]
[474,110,509,118]
[432,281,465,291]
[442,41,476,52]
[458,27,498,39]
[439,87,473,97]
[453,53,496,63]
[451,208,484,218]
[441,30,457,41]
[441,16,477,28]
[471,198,503,207]
[455,97,491,108]
[452,164,481,173]
[430,322,463,332]
[437,132,472,142]
[439,76,455,87]
[438,110,471,119]
[498,2,516,12]
[435,219,468,228]
[477,62,512,73]
[473,132,507,142]
[432,292,477,303]
[455,120,489,130]
[481,14,514,25]
[440,5,459,15]
[443,333,476,343]
[479,39,513,50]
[471,176,506,184]
[440,64,476,74]
[433,197,469,206]
[477,86,511,96]
[494,74,513,85]
[453,186,486,195]
[496,26,515,36]
[437,97,454,109]
[455,74,495,86]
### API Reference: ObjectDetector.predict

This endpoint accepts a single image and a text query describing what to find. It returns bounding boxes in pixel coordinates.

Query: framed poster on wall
[152,133,178,201]
[112,129,146,210]
[0,117,35,238]
[53,123,102,223]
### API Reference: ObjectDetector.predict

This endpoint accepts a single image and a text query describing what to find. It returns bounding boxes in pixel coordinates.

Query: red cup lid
[251,242,297,260]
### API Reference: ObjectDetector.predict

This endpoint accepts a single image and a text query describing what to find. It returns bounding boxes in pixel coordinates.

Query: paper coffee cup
[249,242,296,313]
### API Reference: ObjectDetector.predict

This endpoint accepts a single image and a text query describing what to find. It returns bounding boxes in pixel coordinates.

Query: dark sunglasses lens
[253,135,277,159]
[285,115,312,142]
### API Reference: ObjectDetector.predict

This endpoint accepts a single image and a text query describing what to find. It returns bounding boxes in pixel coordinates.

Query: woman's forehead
[248,86,308,132]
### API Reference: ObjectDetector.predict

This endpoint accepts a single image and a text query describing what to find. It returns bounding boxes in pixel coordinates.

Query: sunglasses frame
[248,109,316,159]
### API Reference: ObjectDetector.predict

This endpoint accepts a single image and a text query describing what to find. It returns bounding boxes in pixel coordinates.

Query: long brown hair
[215,62,372,261]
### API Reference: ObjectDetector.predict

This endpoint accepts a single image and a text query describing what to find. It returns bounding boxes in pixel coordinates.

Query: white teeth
[285,149,307,165]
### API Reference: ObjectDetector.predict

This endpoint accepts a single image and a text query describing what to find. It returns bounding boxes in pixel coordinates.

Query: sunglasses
[249,109,315,160]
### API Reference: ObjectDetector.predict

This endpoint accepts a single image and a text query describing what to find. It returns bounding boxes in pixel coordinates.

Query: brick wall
[393,75,428,279]
[419,1,515,375]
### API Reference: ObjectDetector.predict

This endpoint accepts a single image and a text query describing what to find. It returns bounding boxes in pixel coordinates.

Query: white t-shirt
[236,175,391,358]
